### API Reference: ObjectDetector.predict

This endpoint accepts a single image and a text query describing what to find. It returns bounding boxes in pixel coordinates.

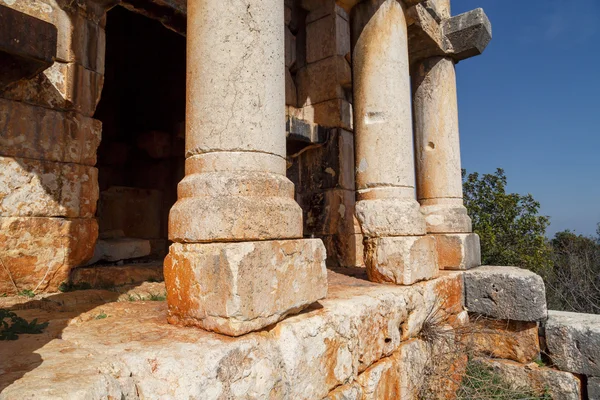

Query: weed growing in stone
[127,293,167,302]
[0,293,7,297]
[95,313,108,320]
[18,289,35,298]
[0,309,49,340]
[148,293,167,301]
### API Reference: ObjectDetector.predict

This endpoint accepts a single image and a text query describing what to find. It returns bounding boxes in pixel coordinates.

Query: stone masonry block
[365,235,438,285]
[0,156,98,218]
[545,311,600,376]
[164,239,327,336]
[464,317,540,363]
[306,12,350,64]
[464,266,547,321]
[296,55,351,107]
[3,61,104,117]
[298,99,353,131]
[0,216,98,294]
[443,8,492,61]
[0,3,57,89]
[0,0,105,73]
[356,199,426,237]
[0,98,101,165]
[589,377,600,400]
[473,358,582,400]
[433,233,481,270]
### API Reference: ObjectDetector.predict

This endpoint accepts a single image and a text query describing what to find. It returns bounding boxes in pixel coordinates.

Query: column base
[420,204,472,234]
[164,239,327,336]
[432,233,481,270]
[365,236,438,285]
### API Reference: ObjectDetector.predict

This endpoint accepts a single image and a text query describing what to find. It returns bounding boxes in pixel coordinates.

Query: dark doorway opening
[92,6,186,265]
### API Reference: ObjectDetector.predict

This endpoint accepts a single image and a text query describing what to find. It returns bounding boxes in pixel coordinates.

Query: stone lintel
[407,2,446,66]
[0,4,57,90]
[443,8,492,61]
[164,239,327,336]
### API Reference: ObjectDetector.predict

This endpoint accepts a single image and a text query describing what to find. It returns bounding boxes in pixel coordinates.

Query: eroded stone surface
[365,235,438,285]
[473,358,582,400]
[165,239,328,336]
[0,216,97,294]
[588,377,600,400]
[545,310,600,376]
[463,317,540,363]
[0,157,98,218]
[464,266,547,321]
[433,233,481,270]
[0,270,465,399]
[86,238,152,265]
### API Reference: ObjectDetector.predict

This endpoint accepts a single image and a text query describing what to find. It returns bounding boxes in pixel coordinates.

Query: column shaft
[165,0,327,336]
[351,0,437,285]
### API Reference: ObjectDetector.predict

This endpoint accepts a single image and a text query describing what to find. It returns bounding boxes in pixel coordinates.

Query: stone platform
[0,269,464,399]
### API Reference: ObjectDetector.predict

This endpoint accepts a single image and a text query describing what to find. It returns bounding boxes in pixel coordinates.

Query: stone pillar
[412,56,481,268]
[164,0,327,336]
[351,0,437,285]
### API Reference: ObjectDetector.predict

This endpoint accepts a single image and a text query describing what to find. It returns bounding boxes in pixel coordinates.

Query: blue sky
[452,1,600,236]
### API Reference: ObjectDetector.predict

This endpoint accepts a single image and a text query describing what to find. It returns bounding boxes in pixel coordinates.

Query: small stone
[443,8,492,61]
[545,310,600,376]
[472,358,582,400]
[365,235,438,285]
[164,239,327,336]
[464,266,547,321]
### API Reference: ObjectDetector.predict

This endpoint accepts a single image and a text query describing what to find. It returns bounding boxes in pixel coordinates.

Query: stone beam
[443,8,492,61]
[0,4,57,90]
[407,3,491,65]
[335,0,426,15]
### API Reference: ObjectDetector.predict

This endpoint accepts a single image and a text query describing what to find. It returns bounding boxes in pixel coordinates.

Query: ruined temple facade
[2,1,598,399]
[0,0,490,332]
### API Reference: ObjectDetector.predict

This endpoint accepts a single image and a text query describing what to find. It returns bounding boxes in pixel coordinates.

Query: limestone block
[70,261,163,288]
[443,8,492,61]
[296,56,351,107]
[0,157,98,218]
[588,377,600,400]
[463,317,540,363]
[97,187,162,239]
[545,310,600,376]
[472,358,582,400]
[86,238,152,265]
[0,0,106,73]
[0,98,101,165]
[294,99,353,130]
[420,203,472,233]
[306,12,350,64]
[464,266,547,321]
[303,0,349,24]
[433,233,481,270]
[303,189,355,236]
[0,216,98,294]
[356,199,426,237]
[2,61,104,117]
[323,233,364,268]
[164,239,327,336]
[365,235,438,285]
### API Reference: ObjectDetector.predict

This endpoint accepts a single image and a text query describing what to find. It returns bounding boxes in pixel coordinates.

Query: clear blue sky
[452,0,600,237]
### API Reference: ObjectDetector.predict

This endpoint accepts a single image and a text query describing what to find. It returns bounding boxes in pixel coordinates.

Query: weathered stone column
[351,0,437,285]
[412,0,481,270]
[164,0,327,336]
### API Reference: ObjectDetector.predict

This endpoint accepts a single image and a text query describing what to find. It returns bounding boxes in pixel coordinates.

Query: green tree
[462,168,552,273]
[545,230,600,313]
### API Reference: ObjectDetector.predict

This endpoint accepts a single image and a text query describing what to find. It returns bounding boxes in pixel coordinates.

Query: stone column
[164,0,327,337]
[411,0,481,270]
[351,0,437,285]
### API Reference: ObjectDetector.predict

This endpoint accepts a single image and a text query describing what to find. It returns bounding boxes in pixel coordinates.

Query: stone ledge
[544,310,600,376]
[0,270,464,399]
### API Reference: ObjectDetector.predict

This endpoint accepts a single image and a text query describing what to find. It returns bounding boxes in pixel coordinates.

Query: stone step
[69,261,163,289]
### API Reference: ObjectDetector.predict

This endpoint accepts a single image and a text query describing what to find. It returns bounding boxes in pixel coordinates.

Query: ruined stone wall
[0,0,106,294]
